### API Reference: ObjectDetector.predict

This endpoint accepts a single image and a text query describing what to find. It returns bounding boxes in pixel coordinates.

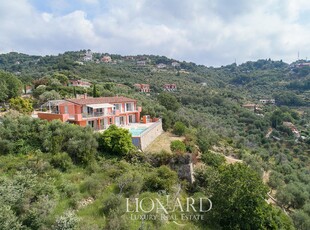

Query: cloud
[0,0,309,66]
[0,1,99,54]
[79,0,99,4]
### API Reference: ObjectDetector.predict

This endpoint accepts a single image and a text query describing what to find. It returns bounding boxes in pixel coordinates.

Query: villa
[134,84,150,93]
[38,95,163,150]
[38,95,141,129]
[163,84,177,91]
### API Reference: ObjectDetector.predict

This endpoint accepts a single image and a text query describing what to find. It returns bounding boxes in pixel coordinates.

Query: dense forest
[0,51,309,229]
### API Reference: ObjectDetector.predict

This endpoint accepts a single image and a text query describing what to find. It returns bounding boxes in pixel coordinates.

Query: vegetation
[9,97,33,114]
[0,70,22,102]
[98,125,135,156]
[0,51,309,229]
[170,140,186,154]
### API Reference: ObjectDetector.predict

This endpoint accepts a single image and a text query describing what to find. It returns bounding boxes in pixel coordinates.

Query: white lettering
[155,198,169,214]
[199,198,212,212]
[139,197,155,213]
[172,198,184,212]
[186,197,196,212]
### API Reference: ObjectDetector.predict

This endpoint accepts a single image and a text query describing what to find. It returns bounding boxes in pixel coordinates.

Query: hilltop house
[68,80,92,88]
[101,56,112,63]
[242,103,263,113]
[157,63,167,69]
[163,84,177,91]
[137,60,146,66]
[83,50,93,62]
[283,122,301,138]
[38,96,142,130]
[134,84,150,93]
[260,99,275,104]
[171,62,180,67]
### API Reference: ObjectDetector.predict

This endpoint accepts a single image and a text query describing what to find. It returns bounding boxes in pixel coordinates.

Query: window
[129,114,135,123]
[88,120,94,128]
[114,104,121,112]
[114,104,120,110]
[126,103,133,111]
[87,107,93,114]
[120,116,124,125]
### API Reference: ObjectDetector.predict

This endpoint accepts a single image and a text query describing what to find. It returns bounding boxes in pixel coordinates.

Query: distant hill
[0,50,309,229]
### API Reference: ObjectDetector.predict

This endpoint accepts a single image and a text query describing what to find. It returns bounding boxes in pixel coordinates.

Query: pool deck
[123,122,155,136]
[97,121,163,150]
[123,122,154,130]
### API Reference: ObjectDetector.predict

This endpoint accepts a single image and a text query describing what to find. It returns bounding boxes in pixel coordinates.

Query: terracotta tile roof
[134,84,150,88]
[65,96,137,105]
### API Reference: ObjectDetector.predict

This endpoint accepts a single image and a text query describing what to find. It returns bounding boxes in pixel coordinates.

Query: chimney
[84,93,87,99]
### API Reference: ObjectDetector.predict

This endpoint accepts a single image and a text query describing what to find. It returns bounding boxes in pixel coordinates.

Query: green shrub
[98,125,134,156]
[201,151,226,168]
[144,166,178,192]
[50,152,73,172]
[104,210,127,230]
[68,193,82,210]
[102,194,126,217]
[116,172,143,196]
[62,183,79,198]
[80,177,102,198]
[173,121,186,136]
[170,140,186,154]
[0,205,22,230]
[147,150,173,167]
[53,210,79,230]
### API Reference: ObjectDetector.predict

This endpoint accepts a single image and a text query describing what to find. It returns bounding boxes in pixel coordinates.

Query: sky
[0,0,310,67]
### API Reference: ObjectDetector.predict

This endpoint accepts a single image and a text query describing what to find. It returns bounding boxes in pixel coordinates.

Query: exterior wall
[122,104,125,113]
[38,113,69,122]
[75,105,82,114]
[59,103,76,115]
[74,120,87,127]
[132,120,163,151]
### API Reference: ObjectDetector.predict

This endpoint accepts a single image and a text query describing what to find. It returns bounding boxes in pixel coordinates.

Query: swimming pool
[129,128,147,136]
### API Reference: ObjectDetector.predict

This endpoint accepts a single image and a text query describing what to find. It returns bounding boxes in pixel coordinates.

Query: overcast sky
[0,0,309,66]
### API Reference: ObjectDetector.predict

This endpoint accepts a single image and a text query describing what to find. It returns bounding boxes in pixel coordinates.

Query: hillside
[0,51,309,229]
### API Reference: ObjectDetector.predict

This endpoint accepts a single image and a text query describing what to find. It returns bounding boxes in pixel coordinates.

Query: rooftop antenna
[298,51,300,60]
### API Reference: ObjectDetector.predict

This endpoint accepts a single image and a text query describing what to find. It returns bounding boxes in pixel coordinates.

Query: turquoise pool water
[130,128,147,136]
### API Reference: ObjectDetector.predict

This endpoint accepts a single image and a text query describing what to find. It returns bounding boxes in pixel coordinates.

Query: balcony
[38,112,69,122]
[82,112,114,118]
[81,108,140,119]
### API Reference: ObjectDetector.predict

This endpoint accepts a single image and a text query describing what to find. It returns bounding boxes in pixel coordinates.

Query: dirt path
[265,128,273,138]
[225,155,243,164]
[144,132,185,153]
[263,170,270,184]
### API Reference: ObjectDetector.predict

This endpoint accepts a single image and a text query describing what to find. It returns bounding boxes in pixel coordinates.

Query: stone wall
[169,154,195,183]
[139,120,163,151]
